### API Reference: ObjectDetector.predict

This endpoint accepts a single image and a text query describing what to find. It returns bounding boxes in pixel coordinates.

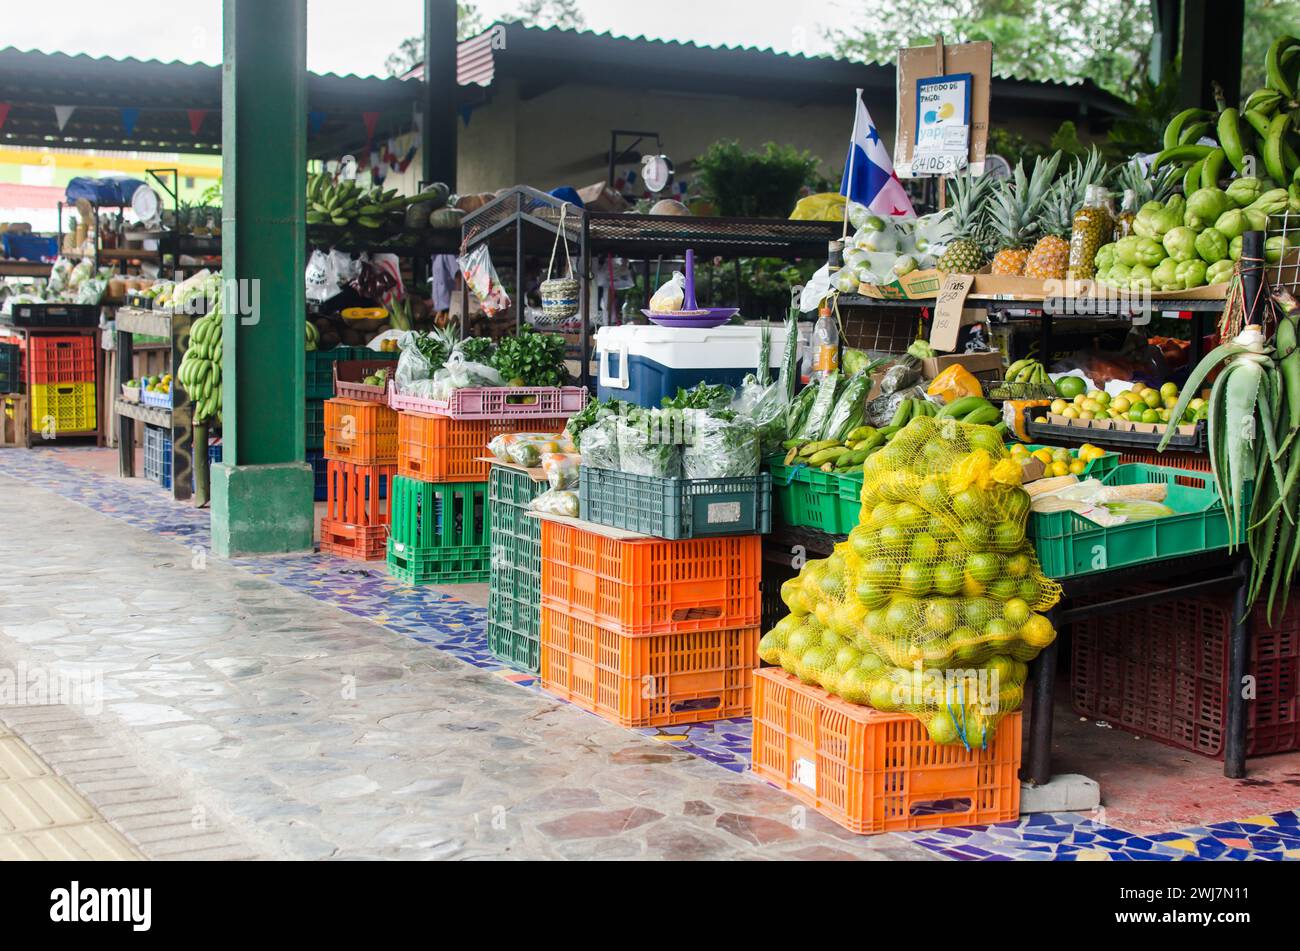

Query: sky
[2,0,849,77]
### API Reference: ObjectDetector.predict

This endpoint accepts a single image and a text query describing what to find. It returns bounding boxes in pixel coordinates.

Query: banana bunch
[1154,35,1300,203]
[1003,359,1050,385]
[307,173,403,229]
[305,321,320,353]
[178,310,223,424]
[782,425,891,474]
[935,395,1003,427]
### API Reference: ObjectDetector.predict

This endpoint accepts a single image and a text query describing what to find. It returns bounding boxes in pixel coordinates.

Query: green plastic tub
[1029,463,1243,579]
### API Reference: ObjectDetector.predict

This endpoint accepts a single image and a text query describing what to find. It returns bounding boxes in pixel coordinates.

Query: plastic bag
[648,271,686,314]
[542,453,581,491]
[794,372,841,441]
[927,364,984,404]
[790,193,847,223]
[394,331,441,397]
[458,245,511,318]
[530,488,579,518]
[429,352,505,399]
[683,410,759,478]
[617,411,682,478]
[579,415,621,470]
[878,361,921,396]
[487,433,574,468]
[733,377,789,457]
[866,384,929,428]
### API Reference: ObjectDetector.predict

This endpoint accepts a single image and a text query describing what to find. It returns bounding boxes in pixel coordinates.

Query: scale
[642,249,739,328]
[131,184,162,227]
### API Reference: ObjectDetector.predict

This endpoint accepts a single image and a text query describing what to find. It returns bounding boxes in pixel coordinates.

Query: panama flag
[841,89,916,220]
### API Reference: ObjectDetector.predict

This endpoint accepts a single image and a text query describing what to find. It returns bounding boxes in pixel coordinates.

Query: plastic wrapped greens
[530,488,580,518]
[580,416,621,470]
[617,409,682,478]
[794,371,841,441]
[733,376,788,457]
[684,410,759,478]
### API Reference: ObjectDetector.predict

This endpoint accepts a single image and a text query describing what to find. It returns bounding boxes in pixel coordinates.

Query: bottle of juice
[1113,189,1138,241]
[810,300,839,382]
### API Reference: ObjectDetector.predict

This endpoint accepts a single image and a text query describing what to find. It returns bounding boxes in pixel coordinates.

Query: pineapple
[1025,150,1110,282]
[989,152,1062,276]
[1113,156,1179,207]
[936,171,995,275]
[1025,179,1074,281]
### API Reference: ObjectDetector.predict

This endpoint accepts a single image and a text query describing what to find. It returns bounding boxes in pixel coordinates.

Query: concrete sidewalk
[0,472,931,861]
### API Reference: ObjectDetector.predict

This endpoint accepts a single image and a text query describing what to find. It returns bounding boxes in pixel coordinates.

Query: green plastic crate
[0,342,20,394]
[390,477,489,550]
[768,459,857,535]
[305,399,325,450]
[487,465,548,671]
[1017,444,1119,479]
[487,589,540,671]
[1029,463,1244,579]
[306,347,396,400]
[579,466,771,540]
[386,538,490,586]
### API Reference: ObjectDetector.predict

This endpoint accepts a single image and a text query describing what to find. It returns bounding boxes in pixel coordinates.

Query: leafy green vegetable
[491,325,568,386]
[684,409,759,478]
[661,383,733,410]
[568,397,632,450]
[456,337,496,364]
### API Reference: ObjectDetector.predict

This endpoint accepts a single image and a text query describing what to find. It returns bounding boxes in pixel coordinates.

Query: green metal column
[211,0,314,556]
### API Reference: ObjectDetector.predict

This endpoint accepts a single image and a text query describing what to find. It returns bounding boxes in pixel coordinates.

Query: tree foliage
[384,4,487,77]
[509,0,586,30]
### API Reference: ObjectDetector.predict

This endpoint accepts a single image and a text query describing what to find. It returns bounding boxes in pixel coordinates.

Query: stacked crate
[0,341,22,446]
[141,426,223,490]
[28,336,96,435]
[390,408,568,588]
[320,398,398,561]
[538,517,763,727]
[487,464,549,670]
[307,350,398,503]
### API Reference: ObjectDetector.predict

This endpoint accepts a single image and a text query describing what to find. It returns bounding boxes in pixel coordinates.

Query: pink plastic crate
[388,384,586,420]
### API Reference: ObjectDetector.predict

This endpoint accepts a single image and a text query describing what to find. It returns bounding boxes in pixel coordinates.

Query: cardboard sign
[911,74,973,177]
[929,274,974,352]
[896,39,992,178]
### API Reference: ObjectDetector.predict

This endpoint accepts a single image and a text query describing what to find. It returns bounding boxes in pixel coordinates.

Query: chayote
[1195,227,1229,264]
[1175,259,1208,289]
[1135,237,1167,267]
[1094,243,1117,271]
[1206,259,1235,285]
[1185,187,1232,230]
[1226,177,1262,208]
[1151,258,1181,291]
[1162,226,1199,263]
[1213,209,1248,240]
[1114,235,1142,267]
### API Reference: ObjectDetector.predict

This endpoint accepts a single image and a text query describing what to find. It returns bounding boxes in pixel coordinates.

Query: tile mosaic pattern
[1,446,1298,862]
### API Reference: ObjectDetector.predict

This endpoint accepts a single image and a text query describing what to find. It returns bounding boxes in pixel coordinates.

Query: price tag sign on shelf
[930,274,974,352]
[911,150,968,176]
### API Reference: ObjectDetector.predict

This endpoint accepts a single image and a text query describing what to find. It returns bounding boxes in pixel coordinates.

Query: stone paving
[0,471,933,860]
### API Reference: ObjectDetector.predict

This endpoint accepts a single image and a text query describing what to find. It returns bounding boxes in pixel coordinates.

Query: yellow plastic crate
[30,382,96,434]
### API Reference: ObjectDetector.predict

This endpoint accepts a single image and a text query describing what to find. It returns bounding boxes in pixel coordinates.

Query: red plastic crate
[28,335,95,384]
[320,520,389,562]
[751,668,1022,835]
[324,460,395,529]
[539,606,758,727]
[397,413,568,484]
[324,399,399,465]
[1118,450,1212,472]
[391,385,586,420]
[540,519,762,637]
[1071,587,1300,758]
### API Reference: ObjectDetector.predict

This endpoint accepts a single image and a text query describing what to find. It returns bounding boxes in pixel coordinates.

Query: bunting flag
[0,103,9,132]
[53,105,75,131]
[361,111,381,155]
[460,104,475,127]
[121,107,139,137]
[187,109,207,135]
[307,111,326,136]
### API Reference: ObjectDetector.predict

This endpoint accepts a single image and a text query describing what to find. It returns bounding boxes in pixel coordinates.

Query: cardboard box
[858,269,944,300]
[921,351,1005,383]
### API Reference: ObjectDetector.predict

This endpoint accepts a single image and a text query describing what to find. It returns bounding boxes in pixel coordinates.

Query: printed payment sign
[911,73,973,176]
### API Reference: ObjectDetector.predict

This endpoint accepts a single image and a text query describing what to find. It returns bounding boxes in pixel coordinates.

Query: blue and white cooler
[595,323,795,407]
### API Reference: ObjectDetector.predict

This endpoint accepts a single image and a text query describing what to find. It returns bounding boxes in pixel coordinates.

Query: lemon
[1069,460,1086,475]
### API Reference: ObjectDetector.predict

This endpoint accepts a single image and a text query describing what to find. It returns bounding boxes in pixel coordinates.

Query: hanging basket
[540,276,580,321]
[536,202,580,324]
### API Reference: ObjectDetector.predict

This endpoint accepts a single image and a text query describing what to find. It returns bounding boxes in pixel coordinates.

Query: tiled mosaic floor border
[1,446,1297,862]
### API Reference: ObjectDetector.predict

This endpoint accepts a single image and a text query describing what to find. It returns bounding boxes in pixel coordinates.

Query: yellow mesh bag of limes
[759,417,1062,748]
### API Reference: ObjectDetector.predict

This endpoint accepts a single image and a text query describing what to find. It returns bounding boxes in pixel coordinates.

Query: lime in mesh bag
[759,417,1062,748]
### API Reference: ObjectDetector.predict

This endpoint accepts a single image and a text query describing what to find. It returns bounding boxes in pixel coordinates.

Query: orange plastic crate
[324,460,395,529]
[539,606,758,727]
[397,412,568,484]
[324,399,399,465]
[540,520,761,636]
[320,520,389,562]
[751,668,1022,835]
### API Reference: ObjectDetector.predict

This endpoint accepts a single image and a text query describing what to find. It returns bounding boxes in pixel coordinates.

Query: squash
[429,207,465,230]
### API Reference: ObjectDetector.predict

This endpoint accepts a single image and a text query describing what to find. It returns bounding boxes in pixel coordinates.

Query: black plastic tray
[2,303,100,328]
[1022,405,1207,452]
